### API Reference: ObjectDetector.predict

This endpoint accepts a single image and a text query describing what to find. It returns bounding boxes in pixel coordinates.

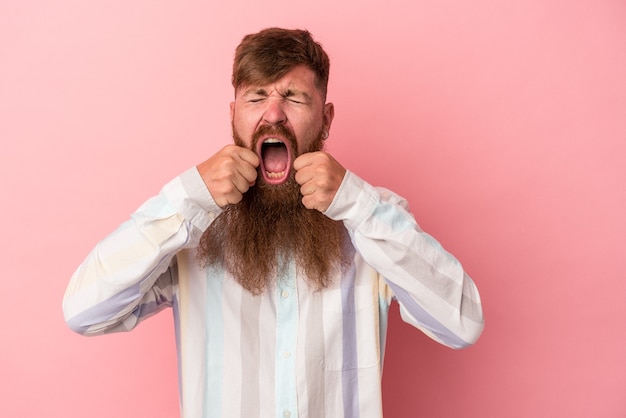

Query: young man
[63,27,484,418]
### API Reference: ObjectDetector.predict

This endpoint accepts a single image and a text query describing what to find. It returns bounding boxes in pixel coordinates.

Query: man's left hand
[294,151,346,212]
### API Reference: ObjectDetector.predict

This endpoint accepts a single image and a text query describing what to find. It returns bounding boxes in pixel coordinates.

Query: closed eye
[283,88,311,104]
[243,88,268,103]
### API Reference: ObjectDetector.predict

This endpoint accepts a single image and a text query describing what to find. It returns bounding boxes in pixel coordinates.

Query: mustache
[232,122,326,159]
[251,124,298,153]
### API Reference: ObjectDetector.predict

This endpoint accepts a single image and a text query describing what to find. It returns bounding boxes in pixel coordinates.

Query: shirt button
[283,411,292,418]
[281,290,289,298]
[283,351,291,358]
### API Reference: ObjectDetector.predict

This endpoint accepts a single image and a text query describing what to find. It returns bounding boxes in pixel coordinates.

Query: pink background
[2,0,625,416]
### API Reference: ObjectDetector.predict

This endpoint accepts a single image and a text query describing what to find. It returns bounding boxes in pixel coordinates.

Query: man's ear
[323,102,335,133]
[230,102,235,123]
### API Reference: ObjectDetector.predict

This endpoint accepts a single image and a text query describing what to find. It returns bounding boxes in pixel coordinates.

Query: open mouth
[258,137,292,185]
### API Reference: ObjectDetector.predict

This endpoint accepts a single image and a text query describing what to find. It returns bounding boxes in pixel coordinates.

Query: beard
[196,124,351,295]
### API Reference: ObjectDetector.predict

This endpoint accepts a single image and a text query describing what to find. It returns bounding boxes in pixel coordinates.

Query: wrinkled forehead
[234,65,325,100]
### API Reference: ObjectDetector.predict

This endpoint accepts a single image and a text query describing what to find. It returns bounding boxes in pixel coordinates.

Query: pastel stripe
[205,266,225,418]
[340,263,360,418]
[305,290,325,415]
[172,260,184,411]
[240,291,261,418]
[274,261,298,417]
[172,294,182,407]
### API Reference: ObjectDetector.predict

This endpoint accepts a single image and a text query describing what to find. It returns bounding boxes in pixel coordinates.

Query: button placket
[274,260,299,418]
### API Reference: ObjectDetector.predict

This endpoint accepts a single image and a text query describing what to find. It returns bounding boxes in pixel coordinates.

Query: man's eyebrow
[242,88,269,97]
[283,89,311,101]
[241,87,312,101]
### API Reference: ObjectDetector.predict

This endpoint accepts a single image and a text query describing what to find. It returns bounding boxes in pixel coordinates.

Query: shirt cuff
[323,170,379,231]
[162,166,223,232]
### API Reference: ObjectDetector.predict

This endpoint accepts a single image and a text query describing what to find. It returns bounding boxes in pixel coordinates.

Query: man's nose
[262,98,287,125]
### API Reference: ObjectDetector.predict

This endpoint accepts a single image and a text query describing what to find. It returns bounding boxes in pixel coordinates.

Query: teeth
[266,171,285,179]
[263,138,283,144]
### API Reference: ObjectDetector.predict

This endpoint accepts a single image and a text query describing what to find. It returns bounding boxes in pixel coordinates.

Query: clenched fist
[294,151,346,212]
[197,145,259,207]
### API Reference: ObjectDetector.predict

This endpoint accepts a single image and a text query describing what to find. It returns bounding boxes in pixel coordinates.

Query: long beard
[197,126,351,295]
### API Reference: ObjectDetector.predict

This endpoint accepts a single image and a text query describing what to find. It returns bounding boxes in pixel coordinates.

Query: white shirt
[63,167,484,417]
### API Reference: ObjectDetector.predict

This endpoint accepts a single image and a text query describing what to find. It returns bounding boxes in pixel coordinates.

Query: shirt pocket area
[320,284,381,371]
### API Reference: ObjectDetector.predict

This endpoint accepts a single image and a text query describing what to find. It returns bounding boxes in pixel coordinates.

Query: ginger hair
[232,28,330,100]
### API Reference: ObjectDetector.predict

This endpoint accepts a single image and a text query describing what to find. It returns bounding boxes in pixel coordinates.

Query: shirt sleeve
[324,170,485,349]
[62,167,222,336]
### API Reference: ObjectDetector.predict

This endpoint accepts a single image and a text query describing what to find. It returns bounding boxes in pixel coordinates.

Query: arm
[64,145,258,336]
[324,171,484,349]
[62,167,221,335]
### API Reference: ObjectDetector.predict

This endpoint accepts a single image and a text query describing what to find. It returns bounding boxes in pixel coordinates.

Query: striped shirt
[63,167,484,418]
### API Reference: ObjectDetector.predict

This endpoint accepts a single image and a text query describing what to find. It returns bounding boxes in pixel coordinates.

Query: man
[63,28,484,418]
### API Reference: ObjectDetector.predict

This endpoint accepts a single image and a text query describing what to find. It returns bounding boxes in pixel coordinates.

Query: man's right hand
[197,145,259,207]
